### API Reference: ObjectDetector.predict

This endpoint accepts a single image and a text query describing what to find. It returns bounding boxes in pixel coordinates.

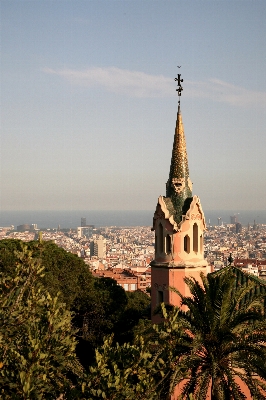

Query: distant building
[81,217,86,227]
[242,264,259,277]
[90,235,106,258]
[213,261,224,271]
[0,225,14,231]
[17,224,37,232]
[92,266,151,292]
[77,226,94,238]
[230,215,237,224]
[235,222,242,234]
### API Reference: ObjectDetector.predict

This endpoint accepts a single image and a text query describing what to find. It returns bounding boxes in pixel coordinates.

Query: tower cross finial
[174,67,183,106]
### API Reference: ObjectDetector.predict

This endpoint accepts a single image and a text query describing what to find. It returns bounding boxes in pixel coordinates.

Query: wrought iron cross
[174,69,183,105]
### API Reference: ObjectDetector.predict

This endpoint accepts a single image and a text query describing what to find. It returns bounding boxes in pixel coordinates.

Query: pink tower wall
[151,195,208,322]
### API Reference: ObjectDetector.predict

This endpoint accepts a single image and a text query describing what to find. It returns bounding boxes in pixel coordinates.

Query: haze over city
[1,1,266,212]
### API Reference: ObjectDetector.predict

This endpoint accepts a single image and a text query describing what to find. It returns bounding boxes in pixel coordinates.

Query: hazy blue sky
[1,0,266,211]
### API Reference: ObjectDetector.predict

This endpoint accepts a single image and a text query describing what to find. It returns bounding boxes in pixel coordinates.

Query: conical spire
[166,105,192,221]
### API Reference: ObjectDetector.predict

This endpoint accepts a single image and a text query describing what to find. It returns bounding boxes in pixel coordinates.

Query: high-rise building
[235,222,242,234]
[90,235,106,259]
[230,215,237,224]
[150,96,208,321]
[81,217,86,227]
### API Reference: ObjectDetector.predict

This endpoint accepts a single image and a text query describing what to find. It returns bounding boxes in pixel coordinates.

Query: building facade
[90,235,107,259]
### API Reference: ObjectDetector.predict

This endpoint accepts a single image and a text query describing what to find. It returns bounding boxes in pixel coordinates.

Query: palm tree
[167,267,266,400]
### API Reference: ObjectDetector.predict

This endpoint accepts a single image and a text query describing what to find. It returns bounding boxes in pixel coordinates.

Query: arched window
[166,234,171,254]
[184,235,190,253]
[157,223,163,254]
[200,234,203,253]
[193,223,198,253]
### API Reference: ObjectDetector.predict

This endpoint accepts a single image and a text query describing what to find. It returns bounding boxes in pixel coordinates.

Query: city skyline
[1,1,266,211]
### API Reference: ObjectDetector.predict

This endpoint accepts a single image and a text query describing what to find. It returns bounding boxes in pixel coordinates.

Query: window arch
[184,235,190,253]
[200,234,203,253]
[157,223,164,254]
[193,223,198,253]
[166,234,171,254]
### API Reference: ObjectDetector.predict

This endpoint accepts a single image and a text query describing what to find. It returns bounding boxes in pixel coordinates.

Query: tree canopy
[0,238,94,309]
[0,239,151,370]
[0,244,81,399]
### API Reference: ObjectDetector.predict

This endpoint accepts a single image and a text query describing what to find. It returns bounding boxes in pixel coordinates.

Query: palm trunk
[211,376,222,400]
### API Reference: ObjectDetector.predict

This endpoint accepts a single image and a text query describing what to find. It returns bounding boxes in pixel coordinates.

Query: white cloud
[42,67,173,98]
[185,78,266,107]
[43,66,266,107]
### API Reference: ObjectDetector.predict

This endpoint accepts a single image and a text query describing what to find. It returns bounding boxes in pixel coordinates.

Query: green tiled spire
[166,105,192,221]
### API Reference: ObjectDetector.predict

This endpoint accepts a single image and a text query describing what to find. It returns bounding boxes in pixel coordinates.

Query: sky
[1,0,266,212]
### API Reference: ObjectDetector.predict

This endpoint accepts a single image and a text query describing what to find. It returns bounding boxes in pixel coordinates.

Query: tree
[82,335,164,400]
[0,239,95,311]
[0,240,150,370]
[0,244,82,399]
[80,301,187,400]
[75,277,129,369]
[115,290,151,343]
[30,240,95,310]
[168,268,266,400]
[149,303,192,400]
[0,238,25,275]
[73,280,152,370]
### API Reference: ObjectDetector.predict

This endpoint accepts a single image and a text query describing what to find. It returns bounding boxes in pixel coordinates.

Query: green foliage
[75,276,127,340]
[0,239,94,310]
[3,240,266,400]
[93,277,128,330]
[74,279,151,359]
[126,290,151,318]
[0,244,82,399]
[0,239,97,368]
[0,240,151,370]
[0,239,24,275]
[149,303,193,399]
[82,335,163,400]
[75,276,129,369]
[31,240,94,310]
[81,301,187,400]
[115,290,151,343]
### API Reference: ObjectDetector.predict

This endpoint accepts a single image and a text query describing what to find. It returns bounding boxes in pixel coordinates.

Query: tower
[151,73,208,321]
[230,215,237,224]
[90,235,106,259]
